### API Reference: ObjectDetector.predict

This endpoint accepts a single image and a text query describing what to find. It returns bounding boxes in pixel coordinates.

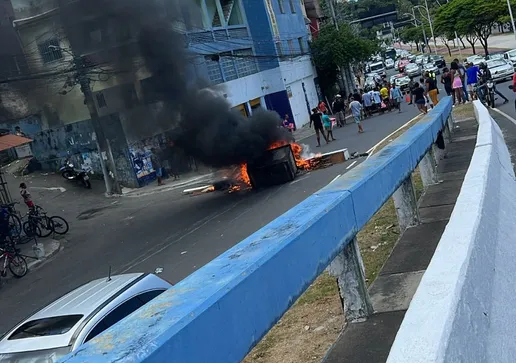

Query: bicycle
[0,202,22,237]
[0,243,28,278]
[22,206,69,238]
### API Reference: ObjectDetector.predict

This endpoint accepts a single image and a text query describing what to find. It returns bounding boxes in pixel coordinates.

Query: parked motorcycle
[485,81,495,108]
[60,159,92,189]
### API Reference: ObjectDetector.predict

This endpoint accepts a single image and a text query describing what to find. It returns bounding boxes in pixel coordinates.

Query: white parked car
[486,59,514,83]
[415,55,426,65]
[395,76,411,91]
[466,55,485,66]
[0,273,172,362]
[423,63,440,75]
[504,49,516,68]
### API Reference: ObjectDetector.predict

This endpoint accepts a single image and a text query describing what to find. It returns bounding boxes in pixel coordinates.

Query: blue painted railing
[61,97,453,363]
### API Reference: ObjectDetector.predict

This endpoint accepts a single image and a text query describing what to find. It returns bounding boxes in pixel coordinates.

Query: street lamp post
[506,0,516,41]
[410,9,428,53]
[415,4,436,54]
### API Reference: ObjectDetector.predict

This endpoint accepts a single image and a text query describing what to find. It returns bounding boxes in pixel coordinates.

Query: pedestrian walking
[412,82,428,114]
[310,108,328,147]
[425,72,439,106]
[466,62,480,100]
[452,59,469,102]
[150,148,165,186]
[390,84,403,113]
[362,90,373,117]
[322,113,336,141]
[349,96,364,133]
[318,100,328,115]
[332,95,346,127]
[441,67,453,97]
[450,61,464,105]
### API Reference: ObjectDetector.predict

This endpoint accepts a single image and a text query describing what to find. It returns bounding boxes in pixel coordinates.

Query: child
[322,113,336,142]
[20,183,34,209]
[349,97,364,133]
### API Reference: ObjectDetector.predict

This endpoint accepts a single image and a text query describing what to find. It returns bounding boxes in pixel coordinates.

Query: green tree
[310,24,379,97]
[435,0,507,55]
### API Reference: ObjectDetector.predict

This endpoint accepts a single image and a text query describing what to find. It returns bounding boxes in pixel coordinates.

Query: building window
[288,0,296,13]
[220,53,238,81]
[220,0,244,25]
[37,38,62,63]
[234,49,258,77]
[298,37,305,54]
[205,55,224,84]
[276,41,283,57]
[278,0,285,13]
[96,92,107,108]
[287,39,294,56]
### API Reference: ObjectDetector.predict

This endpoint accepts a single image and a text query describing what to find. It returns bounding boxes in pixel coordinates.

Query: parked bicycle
[0,242,28,278]
[0,202,22,237]
[22,206,69,239]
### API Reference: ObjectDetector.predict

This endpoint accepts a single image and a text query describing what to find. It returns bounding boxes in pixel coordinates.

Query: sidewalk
[1,237,62,285]
[322,118,478,362]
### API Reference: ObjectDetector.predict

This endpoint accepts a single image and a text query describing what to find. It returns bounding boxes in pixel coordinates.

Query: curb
[27,239,62,271]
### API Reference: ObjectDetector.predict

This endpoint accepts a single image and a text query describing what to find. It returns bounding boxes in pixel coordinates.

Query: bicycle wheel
[23,221,41,238]
[9,254,28,278]
[50,216,69,235]
[8,214,21,237]
[38,216,54,238]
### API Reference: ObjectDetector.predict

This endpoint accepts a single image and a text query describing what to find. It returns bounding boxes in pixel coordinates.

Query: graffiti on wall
[128,134,167,185]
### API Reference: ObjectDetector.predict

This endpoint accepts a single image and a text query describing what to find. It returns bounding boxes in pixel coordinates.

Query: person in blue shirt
[322,114,336,141]
[466,62,480,100]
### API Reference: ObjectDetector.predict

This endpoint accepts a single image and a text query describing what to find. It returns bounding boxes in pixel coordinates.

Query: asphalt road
[0,69,432,334]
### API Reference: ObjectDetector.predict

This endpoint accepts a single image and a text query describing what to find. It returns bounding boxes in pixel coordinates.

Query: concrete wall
[280,56,318,127]
[387,101,516,363]
[60,98,454,363]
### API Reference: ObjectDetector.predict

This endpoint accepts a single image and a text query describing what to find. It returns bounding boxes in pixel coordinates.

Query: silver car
[423,63,440,75]
[405,63,421,77]
[0,273,171,362]
[504,49,516,68]
[487,59,514,82]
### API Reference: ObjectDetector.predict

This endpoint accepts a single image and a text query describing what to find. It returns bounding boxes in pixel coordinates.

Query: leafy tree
[435,0,507,55]
[310,24,379,97]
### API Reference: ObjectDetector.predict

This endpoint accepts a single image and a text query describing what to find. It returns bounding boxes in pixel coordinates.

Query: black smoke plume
[69,0,291,167]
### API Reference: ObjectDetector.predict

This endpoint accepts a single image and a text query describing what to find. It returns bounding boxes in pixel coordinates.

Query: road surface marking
[346,161,358,170]
[366,114,422,155]
[290,175,310,185]
[329,174,341,184]
[491,108,516,127]
[32,187,66,193]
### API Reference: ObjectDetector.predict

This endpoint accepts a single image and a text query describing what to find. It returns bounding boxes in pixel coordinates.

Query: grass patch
[453,103,475,120]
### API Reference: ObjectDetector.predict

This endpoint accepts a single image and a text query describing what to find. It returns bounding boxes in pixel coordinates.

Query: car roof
[0,273,169,354]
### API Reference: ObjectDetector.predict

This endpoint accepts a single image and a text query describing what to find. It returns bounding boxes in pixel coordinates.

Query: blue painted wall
[272,0,309,56]
[241,0,279,71]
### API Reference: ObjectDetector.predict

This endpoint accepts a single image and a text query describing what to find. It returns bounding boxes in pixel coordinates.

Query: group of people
[439,58,509,107]
[408,71,440,114]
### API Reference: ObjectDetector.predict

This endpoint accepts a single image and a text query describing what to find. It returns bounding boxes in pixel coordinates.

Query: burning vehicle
[184,142,356,196]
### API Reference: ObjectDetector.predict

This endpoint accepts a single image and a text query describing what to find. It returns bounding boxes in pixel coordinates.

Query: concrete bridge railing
[387,101,516,363]
[61,97,454,363]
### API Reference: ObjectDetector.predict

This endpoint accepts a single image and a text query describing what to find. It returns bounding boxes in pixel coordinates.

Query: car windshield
[508,50,516,57]
[9,315,83,340]
[406,64,417,69]
[396,77,410,84]
[487,60,506,68]
[370,63,383,71]
[0,346,71,363]
[489,54,503,59]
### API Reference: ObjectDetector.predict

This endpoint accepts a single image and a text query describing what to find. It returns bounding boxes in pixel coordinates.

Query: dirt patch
[243,119,431,363]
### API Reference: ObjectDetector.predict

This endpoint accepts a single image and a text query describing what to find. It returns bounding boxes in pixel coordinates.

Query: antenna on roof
[107,266,112,282]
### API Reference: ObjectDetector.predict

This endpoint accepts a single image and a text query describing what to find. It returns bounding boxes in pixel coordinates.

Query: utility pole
[328,0,353,95]
[57,0,121,195]
[412,8,428,53]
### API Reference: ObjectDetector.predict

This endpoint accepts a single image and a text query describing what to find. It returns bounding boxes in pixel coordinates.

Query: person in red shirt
[512,72,516,110]
[318,100,328,114]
